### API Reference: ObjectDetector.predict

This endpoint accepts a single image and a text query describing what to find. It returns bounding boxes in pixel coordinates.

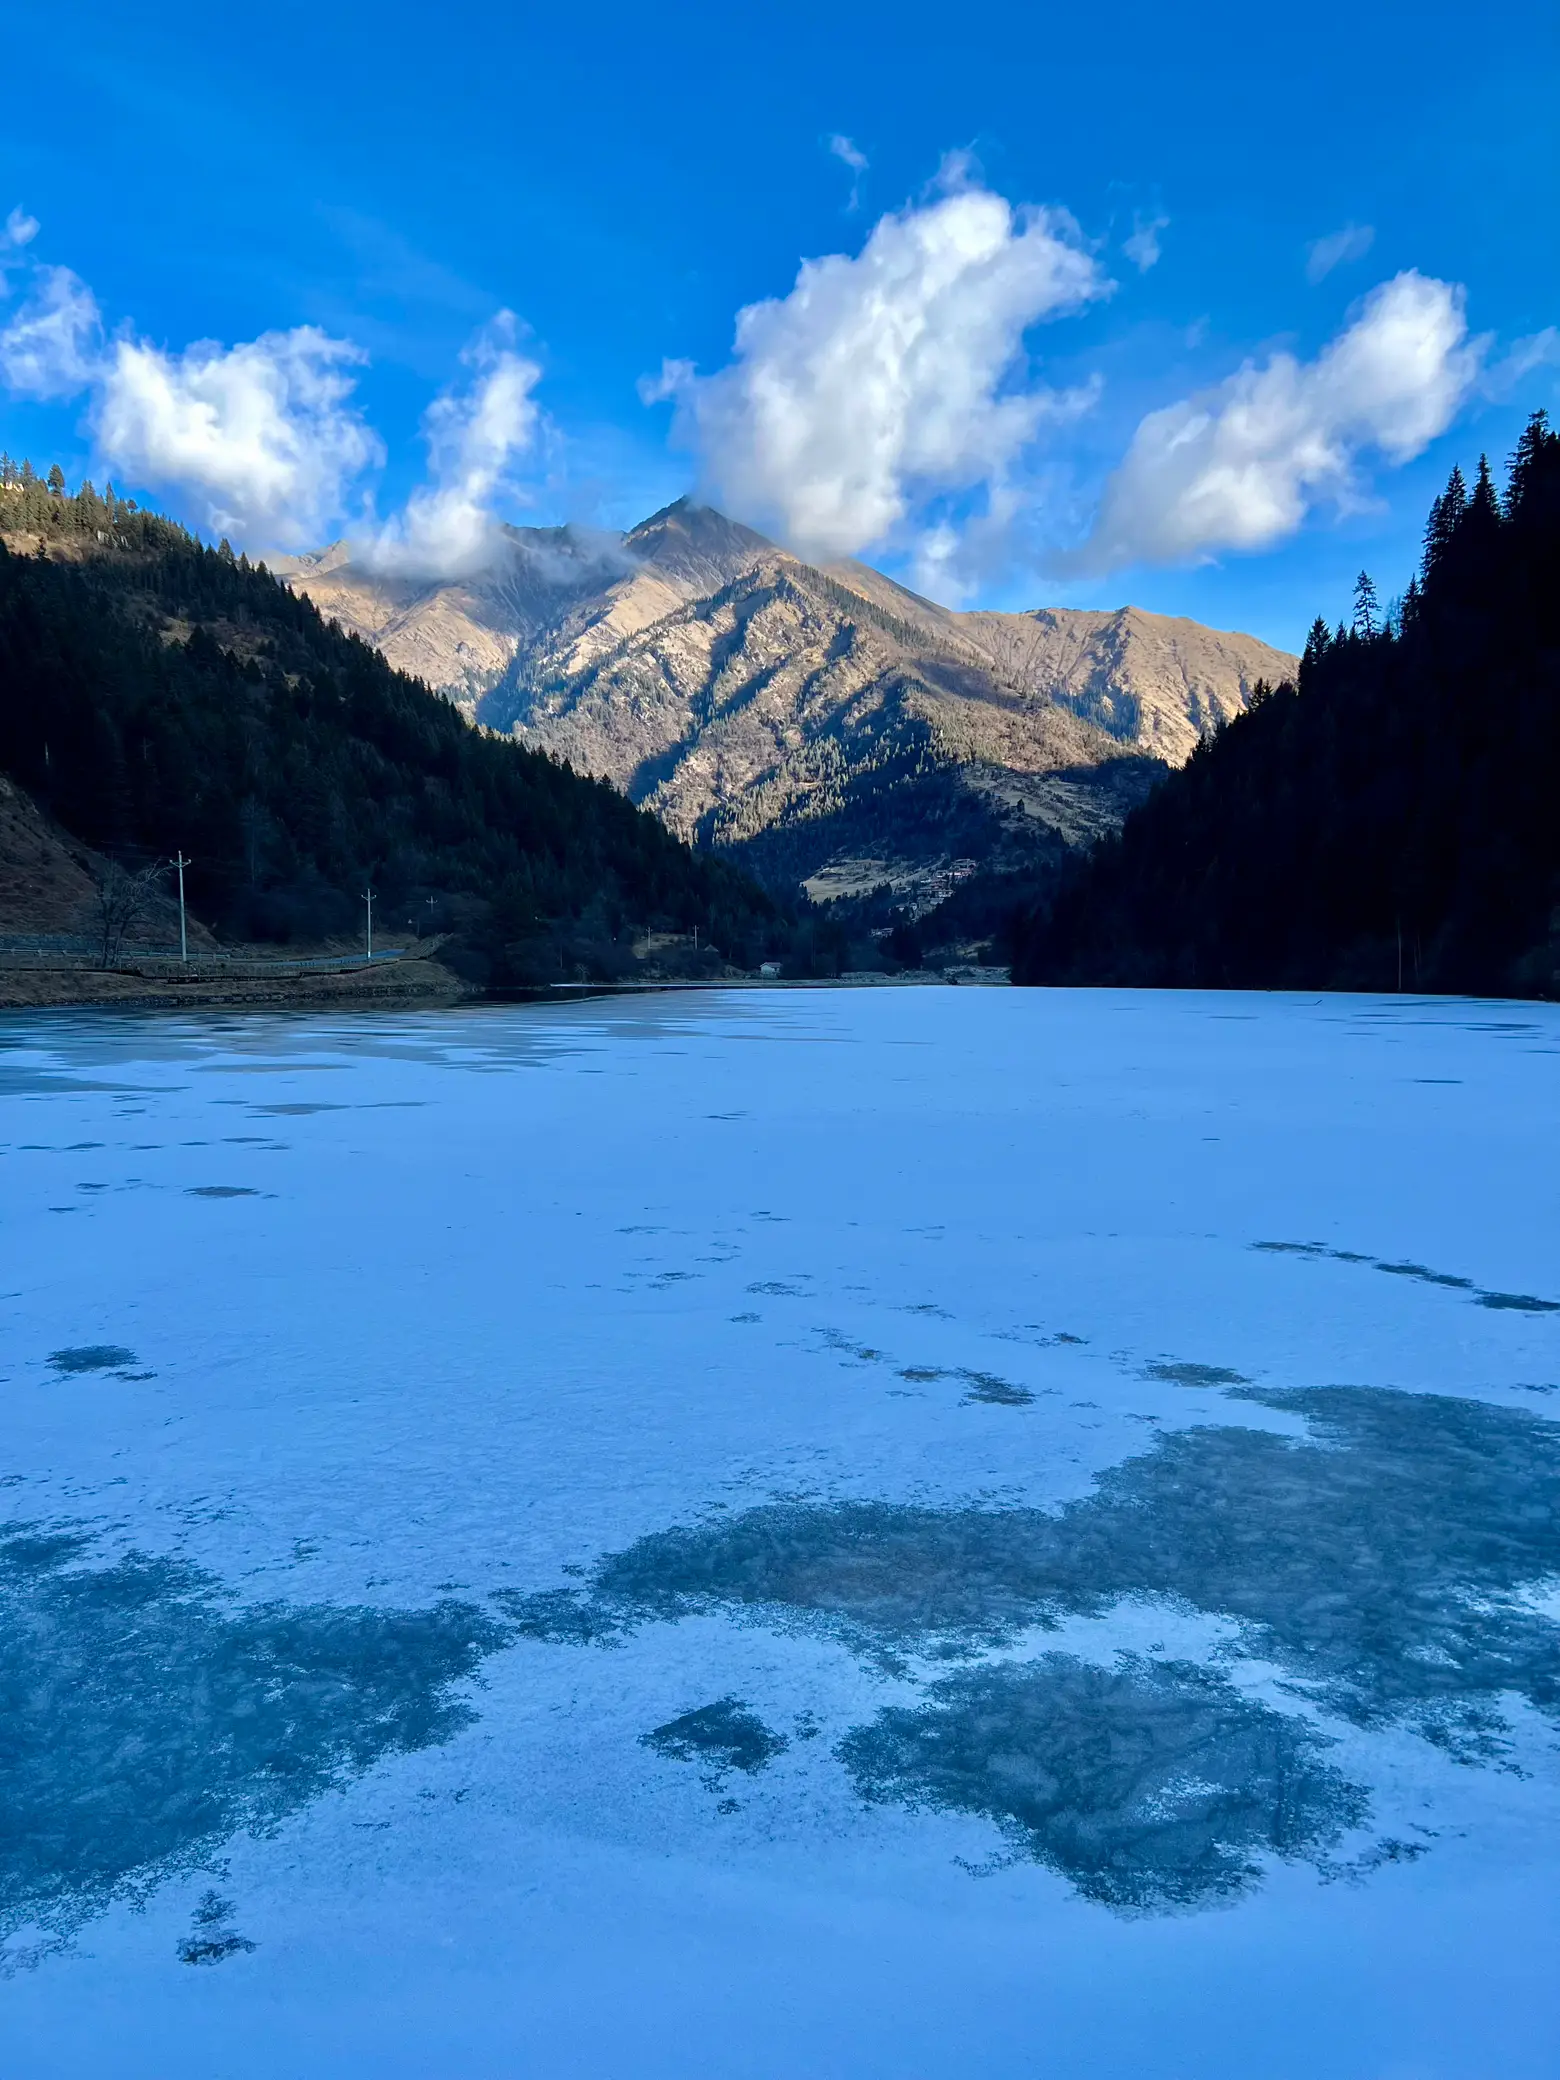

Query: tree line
[1013,411,1560,998]
[0,470,794,981]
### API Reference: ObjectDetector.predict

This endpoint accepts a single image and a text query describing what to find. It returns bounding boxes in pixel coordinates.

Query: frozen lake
[2,986,1558,2077]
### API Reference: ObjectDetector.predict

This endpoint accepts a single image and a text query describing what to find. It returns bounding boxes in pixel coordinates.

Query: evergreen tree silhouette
[1013,410,1560,1000]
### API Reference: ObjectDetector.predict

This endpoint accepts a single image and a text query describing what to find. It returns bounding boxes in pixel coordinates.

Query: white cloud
[1306,222,1375,283]
[0,227,381,543]
[0,229,548,559]
[94,327,383,546]
[1080,271,1483,571]
[643,175,1109,564]
[0,264,102,398]
[1123,213,1169,272]
[357,313,544,578]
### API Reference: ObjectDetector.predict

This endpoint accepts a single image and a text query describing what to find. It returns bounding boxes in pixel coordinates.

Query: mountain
[272,506,776,719]
[1012,413,1560,999]
[277,504,1295,903]
[0,474,788,985]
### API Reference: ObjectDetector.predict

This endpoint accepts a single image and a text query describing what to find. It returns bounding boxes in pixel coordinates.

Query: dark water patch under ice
[814,1330,1034,1404]
[893,1364,1035,1405]
[0,1520,504,1958]
[510,1387,1560,1752]
[249,1103,345,1116]
[641,1697,788,1778]
[841,1654,1367,1911]
[47,1345,137,1375]
[957,1370,1035,1406]
[502,1387,1560,1904]
[1254,1240,1560,1313]
[1143,1361,1251,1388]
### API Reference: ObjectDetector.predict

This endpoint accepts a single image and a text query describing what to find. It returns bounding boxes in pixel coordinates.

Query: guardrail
[126,951,407,977]
[0,934,103,955]
[0,940,407,976]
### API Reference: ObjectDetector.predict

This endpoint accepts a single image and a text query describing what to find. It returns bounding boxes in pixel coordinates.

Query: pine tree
[1300,616,1332,682]
[46,464,66,495]
[1505,410,1557,523]
[1422,463,1469,578]
[1351,571,1380,639]
[1471,454,1499,520]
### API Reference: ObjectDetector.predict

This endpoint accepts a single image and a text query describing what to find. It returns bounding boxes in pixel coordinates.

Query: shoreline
[0,956,475,1014]
[0,963,1009,1015]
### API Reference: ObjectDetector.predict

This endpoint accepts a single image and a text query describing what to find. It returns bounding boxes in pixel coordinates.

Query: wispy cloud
[1481,326,1560,400]
[0,263,102,399]
[642,164,1110,578]
[318,206,495,323]
[827,134,869,209]
[357,312,545,578]
[1123,212,1169,272]
[1076,271,1484,571]
[1306,222,1375,284]
[0,205,39,294]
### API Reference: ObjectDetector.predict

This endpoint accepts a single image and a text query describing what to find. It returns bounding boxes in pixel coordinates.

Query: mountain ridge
[276,503,1297,899]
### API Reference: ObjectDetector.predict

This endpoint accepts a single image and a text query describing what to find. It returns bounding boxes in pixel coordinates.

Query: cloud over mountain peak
[642,175,1110,571]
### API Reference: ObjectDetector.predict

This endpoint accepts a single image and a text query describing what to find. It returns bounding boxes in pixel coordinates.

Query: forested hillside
[279,497,1289,908]
[0,462,786,980]
[1014,412,1560,998]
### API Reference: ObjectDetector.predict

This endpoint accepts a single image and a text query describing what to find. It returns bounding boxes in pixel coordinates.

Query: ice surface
[1,988,1558,2076]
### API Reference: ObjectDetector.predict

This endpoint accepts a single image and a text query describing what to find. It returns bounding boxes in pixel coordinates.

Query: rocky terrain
[277,504,1296,902]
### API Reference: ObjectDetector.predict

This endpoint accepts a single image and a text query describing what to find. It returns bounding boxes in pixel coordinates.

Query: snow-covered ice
[1,986,1558,2077]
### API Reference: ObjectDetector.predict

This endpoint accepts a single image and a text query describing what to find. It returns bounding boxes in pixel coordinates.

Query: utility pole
[364,886,374,961]
[174,852,190,963]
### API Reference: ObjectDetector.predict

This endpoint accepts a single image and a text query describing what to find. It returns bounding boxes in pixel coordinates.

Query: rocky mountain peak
[626,499,780,591]
[276,503,1297,901]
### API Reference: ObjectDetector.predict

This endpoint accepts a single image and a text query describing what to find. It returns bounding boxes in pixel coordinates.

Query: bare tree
[86,859,167,967]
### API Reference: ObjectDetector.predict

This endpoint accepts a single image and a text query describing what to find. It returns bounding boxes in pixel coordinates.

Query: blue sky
[2,0,1557,649]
